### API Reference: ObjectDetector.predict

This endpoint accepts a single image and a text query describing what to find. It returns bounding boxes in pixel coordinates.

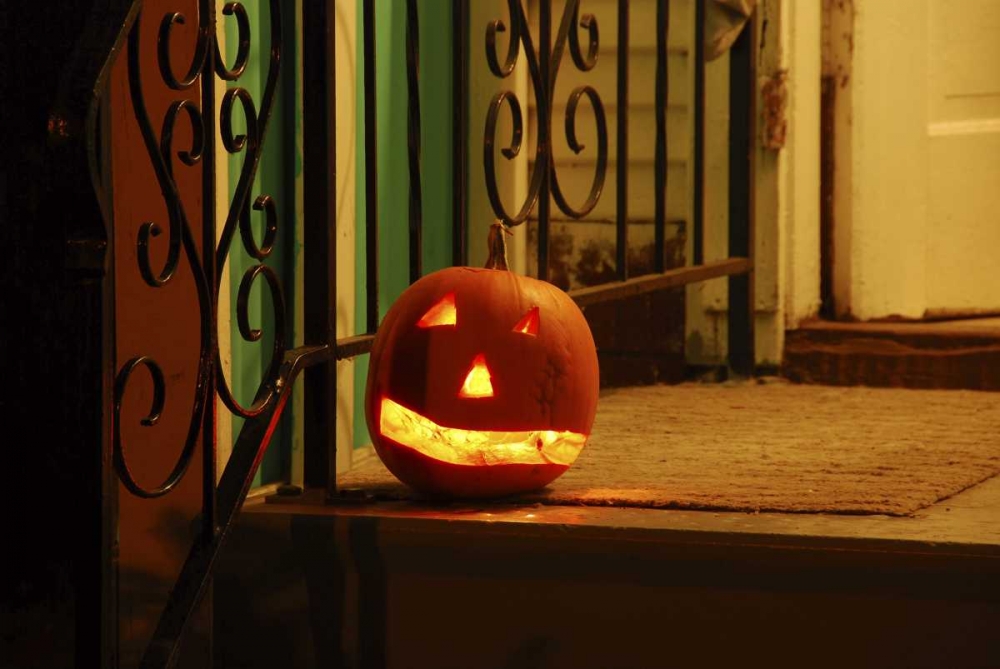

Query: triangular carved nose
[459,353,494,398]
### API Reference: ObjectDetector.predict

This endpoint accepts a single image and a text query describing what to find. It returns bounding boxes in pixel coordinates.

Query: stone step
[215,477,1000,669]
[783,318,1000,390]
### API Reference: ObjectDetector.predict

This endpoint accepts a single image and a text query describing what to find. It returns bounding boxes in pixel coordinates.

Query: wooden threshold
[785,318,1000,389]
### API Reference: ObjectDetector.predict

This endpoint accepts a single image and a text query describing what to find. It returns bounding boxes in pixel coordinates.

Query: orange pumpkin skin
[365,265,599,498]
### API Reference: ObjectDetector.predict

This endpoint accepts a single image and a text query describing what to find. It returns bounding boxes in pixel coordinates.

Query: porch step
[215,479,1000,669]
[783,318,1000,390]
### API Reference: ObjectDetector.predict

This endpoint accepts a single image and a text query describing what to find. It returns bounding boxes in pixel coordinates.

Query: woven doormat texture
[338,381,1000,516]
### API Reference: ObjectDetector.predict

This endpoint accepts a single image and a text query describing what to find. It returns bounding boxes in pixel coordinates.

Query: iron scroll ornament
[484,0,608,226]
[114,1,284,498]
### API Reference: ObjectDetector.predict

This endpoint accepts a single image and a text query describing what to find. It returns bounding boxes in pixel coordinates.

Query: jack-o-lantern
[365,223,599,497]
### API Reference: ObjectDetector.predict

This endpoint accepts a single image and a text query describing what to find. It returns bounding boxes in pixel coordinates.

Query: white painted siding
[523,0,694,286]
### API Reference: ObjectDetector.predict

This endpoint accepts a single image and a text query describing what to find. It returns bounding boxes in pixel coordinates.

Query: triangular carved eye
[512,306,539,336]
[418,293,457,328]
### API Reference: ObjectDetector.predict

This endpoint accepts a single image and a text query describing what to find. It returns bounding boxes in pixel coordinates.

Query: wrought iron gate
[5,1,756,666]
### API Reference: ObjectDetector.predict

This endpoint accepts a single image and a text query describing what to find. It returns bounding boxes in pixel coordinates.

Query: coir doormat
[338,380,1000,516]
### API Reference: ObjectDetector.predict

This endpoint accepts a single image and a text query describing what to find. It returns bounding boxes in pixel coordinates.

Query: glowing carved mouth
[379,397,587,467]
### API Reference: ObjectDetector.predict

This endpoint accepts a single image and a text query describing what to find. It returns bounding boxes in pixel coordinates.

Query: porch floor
[260,467,1000,549]
[336,379,1000,517]
[259,377,1000,567]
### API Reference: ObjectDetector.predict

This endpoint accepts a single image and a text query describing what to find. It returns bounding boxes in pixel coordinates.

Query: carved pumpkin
[365,224,599,497]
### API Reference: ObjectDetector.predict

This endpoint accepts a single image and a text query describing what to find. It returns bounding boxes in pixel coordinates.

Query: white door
[925,0,1000,316]
[830,0,1000,320]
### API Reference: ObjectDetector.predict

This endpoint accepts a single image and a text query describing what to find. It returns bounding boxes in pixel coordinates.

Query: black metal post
[616,0,629,280]
[302,0,338,492]
[452,0,469,267]
[406,0,423,283]
[654,0,669,273]
[201,0,218,540]
[693,0,706,266]
[727,16,755,376]
[537,0,551,282]
[363,0,380,331]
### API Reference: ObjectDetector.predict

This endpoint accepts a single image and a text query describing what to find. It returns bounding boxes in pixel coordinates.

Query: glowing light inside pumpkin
[459,354,495,398]
[417,293,457,328]
[512,306,540,336]
[379,397,586,466]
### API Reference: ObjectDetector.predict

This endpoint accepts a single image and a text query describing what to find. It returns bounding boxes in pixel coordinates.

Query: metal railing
[94,0,757,666]
[308,0,756,479]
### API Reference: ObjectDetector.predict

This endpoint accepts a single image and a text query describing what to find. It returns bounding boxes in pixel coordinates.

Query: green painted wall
[352,0,456,448]
[223,1,455,473]
[226,0,295,485]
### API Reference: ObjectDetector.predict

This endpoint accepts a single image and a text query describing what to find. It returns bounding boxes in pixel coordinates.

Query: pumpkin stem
[484,221,512,270]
